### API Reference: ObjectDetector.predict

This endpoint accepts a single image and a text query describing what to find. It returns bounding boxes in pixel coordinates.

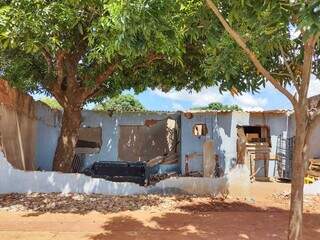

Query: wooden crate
[307,159,320,177]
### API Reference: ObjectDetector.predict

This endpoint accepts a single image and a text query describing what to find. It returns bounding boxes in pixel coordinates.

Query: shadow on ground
[89,201,320,240]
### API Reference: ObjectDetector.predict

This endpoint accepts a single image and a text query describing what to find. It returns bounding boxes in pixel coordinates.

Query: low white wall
[0,152,250,197]
[0,152,146,195]
[304,180,320,195]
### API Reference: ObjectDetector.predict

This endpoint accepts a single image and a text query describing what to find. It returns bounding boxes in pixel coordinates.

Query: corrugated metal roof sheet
[184,109,292,114]
[87,109,293,115]
[87,109,177,114]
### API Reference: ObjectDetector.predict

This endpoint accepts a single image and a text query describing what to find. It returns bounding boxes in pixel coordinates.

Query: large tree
[0,0,195,172]
[201,1,320,239]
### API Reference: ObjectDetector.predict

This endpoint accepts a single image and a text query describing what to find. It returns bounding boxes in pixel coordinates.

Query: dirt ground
[0,182,319,240]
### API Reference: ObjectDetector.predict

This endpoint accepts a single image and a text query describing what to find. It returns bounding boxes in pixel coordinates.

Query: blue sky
[133,84,291,111]
[33,76,320,111]
[130,75,320,111]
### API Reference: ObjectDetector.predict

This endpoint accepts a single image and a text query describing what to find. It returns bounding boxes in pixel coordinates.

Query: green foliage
[192,102,242,111]
[201,0,320,94]
[40,97,62,110]
[1,0,319,100]
[0,0,194,98]
[95,94,145,112]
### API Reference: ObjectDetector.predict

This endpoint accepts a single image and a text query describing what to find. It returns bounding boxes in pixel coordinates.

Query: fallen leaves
[0,193,162,214]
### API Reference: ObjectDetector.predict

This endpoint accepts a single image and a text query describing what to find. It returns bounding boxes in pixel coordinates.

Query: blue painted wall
[80,111,180,169]
[33,103,294,177]
[180,111,290,176]
[34,102,61,171]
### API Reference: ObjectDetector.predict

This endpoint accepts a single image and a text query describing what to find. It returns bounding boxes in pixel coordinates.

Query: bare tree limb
[205,0,297,107]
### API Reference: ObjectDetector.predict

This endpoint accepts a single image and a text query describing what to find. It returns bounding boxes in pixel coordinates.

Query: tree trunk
[288,110,308,240]
[52,107,82,172]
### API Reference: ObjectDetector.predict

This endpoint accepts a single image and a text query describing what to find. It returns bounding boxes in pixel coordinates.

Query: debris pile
[272,191,290,200]
[0,193,162,214]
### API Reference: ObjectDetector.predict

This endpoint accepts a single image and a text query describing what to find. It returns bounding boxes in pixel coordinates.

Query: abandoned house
[1,79,320,184]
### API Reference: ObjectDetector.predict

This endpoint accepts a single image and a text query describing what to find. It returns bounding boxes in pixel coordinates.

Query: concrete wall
[34,103,61,171]
[81,111,180,169]
[180,111,290,176]
[249,113,290,155]
[308,119,320,158]
[0,80,38,170]
[0,104,37,170]
[0,152,146,195]
[0,151,248,197]
[31,109,180,171]
[0,79,296,176]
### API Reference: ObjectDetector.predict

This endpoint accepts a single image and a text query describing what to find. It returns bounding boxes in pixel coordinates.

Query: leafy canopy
[2,0,319,104]
[192,102,242,111]
[0,0,193,101]
[95,94,145,112]
[0,0,287,104]
[201,0,320,95]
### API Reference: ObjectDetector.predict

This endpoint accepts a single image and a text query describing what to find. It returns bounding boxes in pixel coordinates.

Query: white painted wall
[0,152,251,197]
[0,152,146,195]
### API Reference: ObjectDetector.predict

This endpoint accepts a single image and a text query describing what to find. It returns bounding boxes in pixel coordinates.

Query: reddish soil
[0,182,319,240]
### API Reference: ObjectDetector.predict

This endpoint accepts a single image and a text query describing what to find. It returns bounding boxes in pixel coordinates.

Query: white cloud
[233,93,267,110]
[153,87,268,111]
[308,75,320,97]
[154,87,224,107]
[171,102,184,111]
[240,106,265,111]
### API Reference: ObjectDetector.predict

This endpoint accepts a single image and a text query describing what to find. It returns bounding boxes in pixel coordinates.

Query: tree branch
[81,52,165,101]
[279,44,299,90]
[95,63,118,87]
[205,0,297,107]
[132,52,166,73]
[41,48,52,72]
[81,62,118,100]
[55,50,65,86]
[300,36,318,101]
[270,72,292,78]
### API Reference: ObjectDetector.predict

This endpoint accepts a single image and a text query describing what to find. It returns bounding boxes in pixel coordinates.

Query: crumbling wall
[0,80,37,170]
[0,152,146,195]
[180,111,248,175]
[118,118,178,162]
[180,111,291,177]
[249,112,290,178]
[81,111,180,169]
[249,112,290,155]
[0,151,250,197]
[34,102,61,170]
[0,80,61,171]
